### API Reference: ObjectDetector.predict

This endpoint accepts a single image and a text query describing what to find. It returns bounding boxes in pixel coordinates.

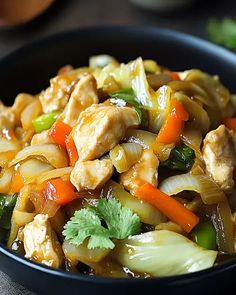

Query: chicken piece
[70,158,114,192]
[120,149,159,196]
[39,69,92,113]
[203,124,236,191]
[22,214,63,268]
[63,74,98,126]
[31,130,54,145]
[0,101,15,129]
[72,104,139,161]
[39,73,78,113]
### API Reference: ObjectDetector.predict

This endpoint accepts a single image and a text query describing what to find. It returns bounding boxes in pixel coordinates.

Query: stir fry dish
[1,55,236,278]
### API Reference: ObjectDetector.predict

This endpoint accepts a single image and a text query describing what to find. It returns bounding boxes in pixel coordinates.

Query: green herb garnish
[63,198,141,249]
[162,144,195,171]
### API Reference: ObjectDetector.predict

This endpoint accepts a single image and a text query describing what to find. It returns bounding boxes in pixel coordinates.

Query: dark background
[0,0,236,58]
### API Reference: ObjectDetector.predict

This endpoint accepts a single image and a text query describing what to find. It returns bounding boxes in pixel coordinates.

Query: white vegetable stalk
[115,230,217,276]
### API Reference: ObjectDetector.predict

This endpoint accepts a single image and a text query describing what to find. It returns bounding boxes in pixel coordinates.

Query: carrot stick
[65,136,78,166]
[156,99,189,144]
[10,170,24,193]
[49,120,72,147]
[46,178,76,206]
[223,117,236,131]
[136,182,199,233]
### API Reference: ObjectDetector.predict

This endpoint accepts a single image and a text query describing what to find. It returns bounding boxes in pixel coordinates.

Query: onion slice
[159,173,226,205]
[9,144,68,168]
[37,167,73,184]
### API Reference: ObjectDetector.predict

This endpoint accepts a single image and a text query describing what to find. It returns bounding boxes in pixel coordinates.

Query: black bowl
[0,26,236,295]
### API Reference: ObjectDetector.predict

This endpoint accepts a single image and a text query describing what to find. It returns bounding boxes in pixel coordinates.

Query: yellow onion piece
[168,80,212,107]
[124,129,156,149]
[0,137,20,153]
[181,127,202,159]
[21,99,42,130]
[148,85,172,133]
[143,59,160,73]
[50,208,67,238]
[159,173,226,205]
[63,240,110,265]
[103,180,167,225]
[0,167,14,194]
[19,159,53,184]
[110,143,143,173]
[184,70,230,109]
[29,183,60,218]
[154,143,175,162]
[11,93,34,124]
[9,144,68,168]
[114,230,217,277]
[174,91,210,135]
[37,167,73,184]
[211,200,235,254]
[0,151,17,168]
[13,210,36,227]
[7,185,34,247]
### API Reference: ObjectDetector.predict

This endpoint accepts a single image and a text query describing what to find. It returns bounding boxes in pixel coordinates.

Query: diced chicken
[120,149,159,196]
[22,214,63,268]
[39,69,92,113]
[0,101,15,129]
[203,124,236,191]
[63,74,98,126]
[72,104,139,161]
[31,130,54,145]
[70,159,114,192]
[39,73,78,113]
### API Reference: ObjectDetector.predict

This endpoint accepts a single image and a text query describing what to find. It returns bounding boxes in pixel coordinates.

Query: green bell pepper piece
[192,221,217,250]
[32,111,61,133]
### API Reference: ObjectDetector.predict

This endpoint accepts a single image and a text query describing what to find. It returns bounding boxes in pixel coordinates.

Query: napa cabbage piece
[95,57,155,108]
[114,230,217,276]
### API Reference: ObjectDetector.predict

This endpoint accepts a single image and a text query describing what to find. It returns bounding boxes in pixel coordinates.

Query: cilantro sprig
[63,198,141,249]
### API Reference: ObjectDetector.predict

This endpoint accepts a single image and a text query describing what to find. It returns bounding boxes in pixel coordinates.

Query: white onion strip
[159,173,226,205]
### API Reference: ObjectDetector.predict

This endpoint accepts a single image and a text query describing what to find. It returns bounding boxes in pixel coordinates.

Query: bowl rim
[0,25,236,284]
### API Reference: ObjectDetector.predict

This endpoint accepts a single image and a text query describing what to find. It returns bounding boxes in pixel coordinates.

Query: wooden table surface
[0,0,235,294]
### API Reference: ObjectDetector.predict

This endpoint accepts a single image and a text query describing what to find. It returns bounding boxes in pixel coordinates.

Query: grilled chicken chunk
[22,214,63,268]
[63,74,98,126]
[70,159,114,192]
[203,124,236,191]
[120,149,159,196]
[72,104,139,161]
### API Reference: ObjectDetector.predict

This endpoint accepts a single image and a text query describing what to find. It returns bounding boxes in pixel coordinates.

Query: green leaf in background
[207,18,236,51]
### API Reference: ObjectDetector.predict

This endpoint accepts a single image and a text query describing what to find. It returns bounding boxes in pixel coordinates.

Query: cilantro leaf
[96,198,141,239]
[207,18,236,51]
[63,208,113,249]
[63,198,141,249]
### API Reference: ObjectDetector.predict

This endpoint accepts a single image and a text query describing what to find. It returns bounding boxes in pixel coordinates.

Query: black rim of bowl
[0,25,236,285]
